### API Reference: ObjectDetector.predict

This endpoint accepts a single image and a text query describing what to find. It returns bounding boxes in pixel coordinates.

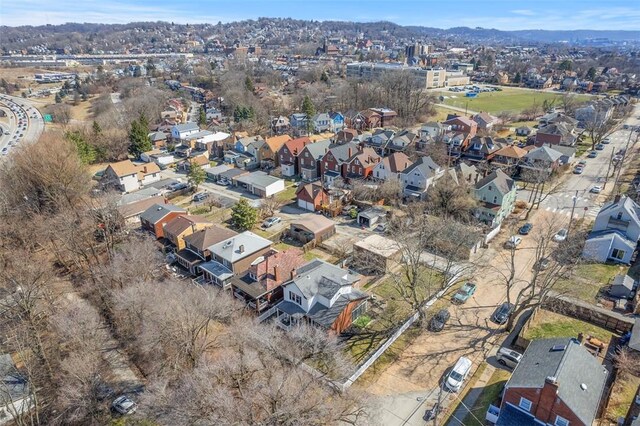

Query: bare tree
[260,195,286,218]
[585,117,616,150]
[520,168,564,220]
[425,171,478,221]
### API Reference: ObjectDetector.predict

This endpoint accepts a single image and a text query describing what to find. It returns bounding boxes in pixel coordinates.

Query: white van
[445,356,472,392]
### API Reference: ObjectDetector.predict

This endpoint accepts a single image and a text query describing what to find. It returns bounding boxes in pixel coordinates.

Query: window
[305,152,309,157]
[612,248,626,260]
[289,291,302,305]
[519,397,532,412]
[493,196,498,204]
[488,185,492,190]
[617,212,623,220]
[554,416,569,426]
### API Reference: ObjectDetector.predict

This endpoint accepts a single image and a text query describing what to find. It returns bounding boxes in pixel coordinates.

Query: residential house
[399,156,444,200]
[515,126,532,136]
[361,109,382,129]
[270,259,368,334]
[311,113,332,133]
[335,128,359,143]
[102,160,161,193]
[171,122,200,141]
[140,204,187,239]
[233,171,285,198]
[271,116,290,134]
[443,131,473,157]
[140,149,175,168]
[491,145,528,170]
[366,129,395,155]
[583,195,640,265]
[369,108,397,127]
[260,134,292,168]
[474,169,516,227]
[175,225,238,274]
[329,112,345,132]
[495,338,607,426]
[117,188,165,224]
[298,139,332,181]
[420,122,450,140]
[197,231,273,289]
[373,152,412,182]
[163,215,213,250]
[443,115,478,136]
[289,216,337,244]
[278,137,311,177]
[521,146,564,173]
[388,130,418,153]
[464,136,501,162]
[148,131,167,148]
[296,183,331,212]
[457,162,480,184]
[320,142,360,185]
[290,113,309,132]
[545,144,576,165]
[575,102,613,127]
[472,112,498,130]
[344,110,368,131]
[231,248,306,313]
[345,147,381,180]
[0,353,32,425]
[535,123,578,147]
[538,113,579,128]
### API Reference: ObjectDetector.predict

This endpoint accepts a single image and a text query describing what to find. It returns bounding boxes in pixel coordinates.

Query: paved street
[0,93,45,156]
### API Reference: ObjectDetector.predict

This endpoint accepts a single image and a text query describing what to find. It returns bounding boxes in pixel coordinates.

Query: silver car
[112,395,137,415]
[496,347,522,369]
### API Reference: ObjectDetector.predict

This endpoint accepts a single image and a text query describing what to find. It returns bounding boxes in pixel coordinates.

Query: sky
[2,0,640,30]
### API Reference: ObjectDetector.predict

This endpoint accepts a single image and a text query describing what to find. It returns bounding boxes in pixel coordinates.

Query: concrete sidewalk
[446,362,496,425]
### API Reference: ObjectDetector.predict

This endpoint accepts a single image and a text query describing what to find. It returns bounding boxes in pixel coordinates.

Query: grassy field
[523,309,616,342]
[439,88,588,114]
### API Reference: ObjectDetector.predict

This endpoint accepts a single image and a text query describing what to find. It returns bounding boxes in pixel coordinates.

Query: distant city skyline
[2,0,640,31]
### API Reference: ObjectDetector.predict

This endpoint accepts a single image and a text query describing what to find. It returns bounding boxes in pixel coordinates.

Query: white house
[372,152,412,182]
[171,122,200,141]
[399,156,444,199]
[420,122,450,140]
[102,160,161,193]
[583,195,640,264]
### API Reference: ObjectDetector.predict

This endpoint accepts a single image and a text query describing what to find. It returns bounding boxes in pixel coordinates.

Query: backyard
[522,309,617,343]
[556,262,630,304]
[438,87,588,114]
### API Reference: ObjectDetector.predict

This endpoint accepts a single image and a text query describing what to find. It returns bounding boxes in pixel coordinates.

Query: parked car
[375,222,388,233]
[445,357,472,392]
[553,229,568,242]
[534,257,551,271]
[578,160,587,166]
[504,236,522,249]
[573,166,584,174]
[453,282,477,304]
[518,223,533,235]
[262,217,282,228]
[595,143,605,151]
[429,309,451,332]
[217,178,230,186]
[112,395,137,415]
[167,182,188,191]
[491,302,515,325]
[590,185,602,194]
[496,347,522,369]
[192,192,209,202]
[602,137,611,144]
[587,151,598,158]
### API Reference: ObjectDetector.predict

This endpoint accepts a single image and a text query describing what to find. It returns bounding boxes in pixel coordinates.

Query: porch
[195,260,234,290]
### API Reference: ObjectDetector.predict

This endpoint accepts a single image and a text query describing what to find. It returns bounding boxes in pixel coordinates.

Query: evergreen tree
[231,198,258,231]
[586,67,597,81]
[198,108,207,127]
[320,70,330,84]
[187,161,206,192]
[128,113,152,158]
[55,92,63,103]
[245,76,254,92]
[302,96,315,134]
[514,72,522,84]
[65,130,96,164]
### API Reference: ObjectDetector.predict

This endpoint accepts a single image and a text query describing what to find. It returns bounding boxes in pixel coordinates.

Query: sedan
[491,302,515,325]
[504,236,522,249]
[573,167,584,175]
[587,151,598,158]
[262,217,282,228]
[518,223,533,235]
[553,229,568,242]
[590,185,602,194]
[595,143,605,151]
[192,192,209,202]
[429,309,451,332]
[111,395,137,415]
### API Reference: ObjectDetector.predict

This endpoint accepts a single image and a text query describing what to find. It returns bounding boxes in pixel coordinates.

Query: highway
[518,103,640,223]
[0,94,45,157]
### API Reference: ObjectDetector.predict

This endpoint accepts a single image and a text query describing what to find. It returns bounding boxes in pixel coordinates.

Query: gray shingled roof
[474,169,514,194]
[525,145,563,162]
[303,139,332,160]
[174,122,199,133]
[140,203,185,224]
[400,155,441,177]
[290,259,360,299]
[507,338,608,425]
[327,142,359,163]
[209,231,272,263]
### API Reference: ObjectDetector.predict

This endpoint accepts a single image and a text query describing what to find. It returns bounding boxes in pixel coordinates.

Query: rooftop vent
[580,383,587,391]
[550,344,566,352]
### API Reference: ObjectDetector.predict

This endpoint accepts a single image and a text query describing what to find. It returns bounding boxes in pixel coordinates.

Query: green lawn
[523,310,616,342]
[456,367,511,426]
[440,88,587,114]
[277,185,298,202]
[556,263,628,304]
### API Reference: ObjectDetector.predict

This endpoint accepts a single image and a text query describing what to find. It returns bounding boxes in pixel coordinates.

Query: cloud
[511,9,536,16]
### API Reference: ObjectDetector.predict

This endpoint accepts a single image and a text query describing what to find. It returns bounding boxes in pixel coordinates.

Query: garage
[297,198,315,211]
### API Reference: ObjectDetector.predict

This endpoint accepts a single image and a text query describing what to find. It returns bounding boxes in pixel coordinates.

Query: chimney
[239,244,245,253]
[290,269,296,280]
[348,147,352,157]
[577,332,584,344]
[274,265,281,283]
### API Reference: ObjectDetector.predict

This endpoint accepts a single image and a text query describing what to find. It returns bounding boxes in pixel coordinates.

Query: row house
[140,204,186,239]
[345,148,381,180]
[372,152,413,182]
[399,156,444,200]
[163,215,213,251]
[278,137,312,177]
[320,142,360,185]
[175,225,238,274]
[299,139,333,181]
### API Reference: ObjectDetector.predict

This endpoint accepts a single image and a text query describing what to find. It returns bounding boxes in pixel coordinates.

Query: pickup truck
[452,282,477,304]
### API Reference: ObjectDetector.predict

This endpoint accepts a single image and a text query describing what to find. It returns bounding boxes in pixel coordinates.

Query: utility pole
[568,190,578,233]
[603,148,615,190]
[613,129,637,193]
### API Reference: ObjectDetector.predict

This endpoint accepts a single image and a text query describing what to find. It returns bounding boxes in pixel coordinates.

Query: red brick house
[139,204,186,239]
[344,110,368,131]
[278,137,311,177]
[369,108,397,127]
[361,109,382,129]
[443,115,478,137]
[298,139,332,181]
[495,338,608,426]
[345,147,381,179]
[296,183,331,211]
[231,248,306,313]
[320,142,360,184]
